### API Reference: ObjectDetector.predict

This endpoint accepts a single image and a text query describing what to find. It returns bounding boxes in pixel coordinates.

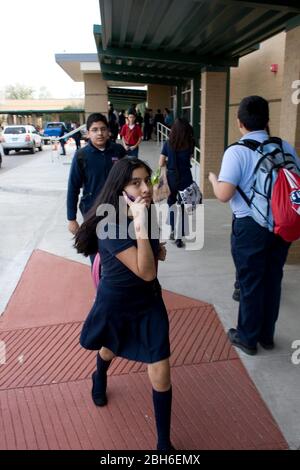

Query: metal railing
[156,122,201,187]
[41,124,86,163]
[192,146,201,187]
[156,122,170,143]
[41,124,86,143]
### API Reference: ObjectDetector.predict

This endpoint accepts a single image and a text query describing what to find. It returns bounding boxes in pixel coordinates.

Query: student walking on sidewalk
[67,113,126,236]
[74,158,174,451]
[120,110,143,159]
[209,95,300,356]
[159,118,194,248]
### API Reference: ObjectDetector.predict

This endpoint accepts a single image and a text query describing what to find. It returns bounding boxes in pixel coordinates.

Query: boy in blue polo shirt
[209,96,300,355]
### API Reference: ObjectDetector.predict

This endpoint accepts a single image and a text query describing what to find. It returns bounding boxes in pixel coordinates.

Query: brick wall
[84,74,108,117]
[279,26,300,153]
[229,101,282,144]
[147,85,172,112]
[200,70,227,197]
[280,25,300,263]
[228,32,285,142]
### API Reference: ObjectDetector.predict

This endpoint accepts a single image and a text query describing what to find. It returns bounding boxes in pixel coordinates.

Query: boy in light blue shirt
[209,96,300,355]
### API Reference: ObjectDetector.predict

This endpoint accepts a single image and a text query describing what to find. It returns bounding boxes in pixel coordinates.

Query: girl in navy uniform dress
[74,158,173,451]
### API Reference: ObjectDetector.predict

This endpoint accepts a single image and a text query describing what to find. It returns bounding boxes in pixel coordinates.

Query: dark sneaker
[157,443,176,452]
[228,328,257,356]
[259,340,275,350]
[91,371,108,406]
[232,288,240,302]
[169,231,175,241]
[175,239,184,248]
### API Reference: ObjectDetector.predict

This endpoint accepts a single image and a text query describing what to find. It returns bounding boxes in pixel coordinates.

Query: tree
[5,83,35,99]
[37,86,52,99]
[60,106,81,124]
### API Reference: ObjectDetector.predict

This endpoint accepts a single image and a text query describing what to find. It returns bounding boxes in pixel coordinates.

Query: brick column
[147,85,172,112]
[280,25,300,264]
[84,73,108,118]
[200,68,228,197]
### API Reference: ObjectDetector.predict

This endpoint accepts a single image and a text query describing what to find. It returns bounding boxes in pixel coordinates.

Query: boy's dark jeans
[231,216,290,347]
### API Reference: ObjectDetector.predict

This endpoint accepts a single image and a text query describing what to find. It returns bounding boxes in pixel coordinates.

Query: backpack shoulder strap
[236,186,251,206]
[226,140,260,207]
[264,136,282,147]
[76,147,87,176]
[227,139,261,152]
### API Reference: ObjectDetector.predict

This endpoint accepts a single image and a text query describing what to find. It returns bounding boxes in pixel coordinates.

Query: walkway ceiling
[96,0,300,85]
[107,87,147,108]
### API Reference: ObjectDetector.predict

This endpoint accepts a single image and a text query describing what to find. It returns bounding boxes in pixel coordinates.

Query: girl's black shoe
[157,443,176,452]
[91,371,108,406]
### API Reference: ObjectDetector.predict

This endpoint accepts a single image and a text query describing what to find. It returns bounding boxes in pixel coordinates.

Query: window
[182,80,192,124]
[46,123,62,129]
[4,127,26,134]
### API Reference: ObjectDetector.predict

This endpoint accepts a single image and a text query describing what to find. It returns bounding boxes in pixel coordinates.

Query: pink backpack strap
[92,253,101,289]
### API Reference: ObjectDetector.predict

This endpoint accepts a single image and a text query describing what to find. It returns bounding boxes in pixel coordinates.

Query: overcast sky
[1,0,101,99]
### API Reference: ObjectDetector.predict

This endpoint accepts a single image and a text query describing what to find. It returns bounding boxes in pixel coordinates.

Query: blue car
[42,122,67,144]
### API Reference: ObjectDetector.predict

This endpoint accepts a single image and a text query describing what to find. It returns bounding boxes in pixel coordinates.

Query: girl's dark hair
[74,158,152,256]
[168,118,195,152]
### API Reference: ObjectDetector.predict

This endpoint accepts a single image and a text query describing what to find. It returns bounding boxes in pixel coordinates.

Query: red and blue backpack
[230,137,300,242]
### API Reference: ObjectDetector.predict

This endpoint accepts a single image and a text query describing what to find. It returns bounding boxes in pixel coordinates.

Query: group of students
[66,96,300,450]
[108,105,174,160]
[143,108,174,141]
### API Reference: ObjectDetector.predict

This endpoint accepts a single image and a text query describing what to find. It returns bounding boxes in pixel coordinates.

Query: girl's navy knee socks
[152,387,173,451]
[91,353,111,406]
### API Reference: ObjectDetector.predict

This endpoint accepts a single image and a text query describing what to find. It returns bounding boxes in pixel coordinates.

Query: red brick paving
[0,250,288,450]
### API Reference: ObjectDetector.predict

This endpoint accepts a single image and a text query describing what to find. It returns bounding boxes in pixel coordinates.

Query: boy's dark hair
[237,96,269,131]
[127,108,136,116]
[86,113,108,131]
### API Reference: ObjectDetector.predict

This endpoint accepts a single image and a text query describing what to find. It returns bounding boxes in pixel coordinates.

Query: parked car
[42,122,67,144]
[0,142,3,168]
[1,125,43,155]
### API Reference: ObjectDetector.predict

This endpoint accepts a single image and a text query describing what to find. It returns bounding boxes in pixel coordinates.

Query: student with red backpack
[209,96,300,355]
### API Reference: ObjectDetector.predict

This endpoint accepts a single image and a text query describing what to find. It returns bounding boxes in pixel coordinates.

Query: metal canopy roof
[108,87,147,108]
[96,0,300,85]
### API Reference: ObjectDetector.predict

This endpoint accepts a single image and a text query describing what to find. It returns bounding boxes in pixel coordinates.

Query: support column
[147,85,172,112]
[192,76,201,145]
[280,24,300,264]
[200,67,228,197]
[84,73,108,118]
[176,84,182,118]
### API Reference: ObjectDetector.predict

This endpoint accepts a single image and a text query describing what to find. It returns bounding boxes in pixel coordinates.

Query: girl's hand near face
[123,192,148,234]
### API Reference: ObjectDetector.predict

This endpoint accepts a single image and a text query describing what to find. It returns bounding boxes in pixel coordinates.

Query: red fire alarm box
[270,64,278,73]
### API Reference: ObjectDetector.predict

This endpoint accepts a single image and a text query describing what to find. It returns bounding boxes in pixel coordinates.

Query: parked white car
[0,142,3,168]
[1,125,43,155]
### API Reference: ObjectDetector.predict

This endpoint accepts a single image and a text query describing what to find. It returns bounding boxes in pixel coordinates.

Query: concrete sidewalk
[0,141,299,449]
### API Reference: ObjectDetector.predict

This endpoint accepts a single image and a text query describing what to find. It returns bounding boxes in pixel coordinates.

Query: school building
[55,0,300,261]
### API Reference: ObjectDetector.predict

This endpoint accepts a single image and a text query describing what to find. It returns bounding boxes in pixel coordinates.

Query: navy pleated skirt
[80,279,170,364]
